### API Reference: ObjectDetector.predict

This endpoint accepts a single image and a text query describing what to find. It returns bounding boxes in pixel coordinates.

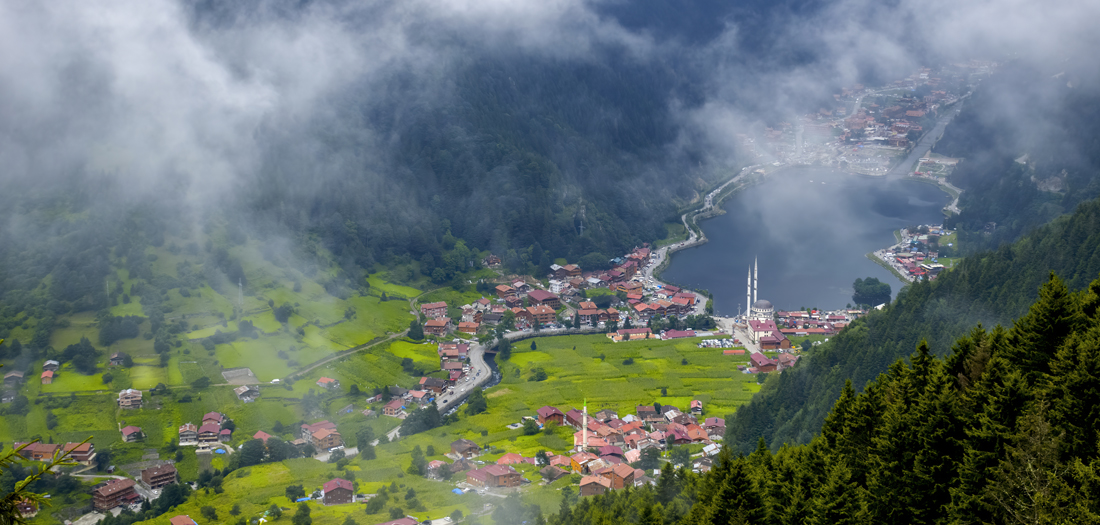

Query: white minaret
[753,257,758,305]
[582,400,588,449]
[746,269,752,318]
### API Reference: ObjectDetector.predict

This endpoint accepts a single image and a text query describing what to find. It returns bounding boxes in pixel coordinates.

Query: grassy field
[655,222,689,248]
[379,333,759,516]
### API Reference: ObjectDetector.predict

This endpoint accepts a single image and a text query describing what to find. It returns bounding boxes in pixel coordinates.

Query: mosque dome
[751,300,773,310]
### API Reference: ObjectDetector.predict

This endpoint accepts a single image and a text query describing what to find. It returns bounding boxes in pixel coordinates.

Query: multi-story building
[419,301,448,319]
[117,389,142,409]
[322,478,354,505]
[178,423,198,443]
[311,429,343,450]
[141,464,177,489]
[93,479,140,511]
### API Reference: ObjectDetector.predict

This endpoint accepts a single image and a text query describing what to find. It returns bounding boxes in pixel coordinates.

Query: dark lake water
[661,168,950,314]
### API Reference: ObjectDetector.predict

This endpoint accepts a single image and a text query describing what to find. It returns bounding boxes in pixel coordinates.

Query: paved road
[642,169,750,311]
[314,446,358,462]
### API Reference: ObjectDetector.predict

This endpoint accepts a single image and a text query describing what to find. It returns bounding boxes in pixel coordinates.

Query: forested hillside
[938,60,1100,252]
[725,195,1100,451]
[547,274,1100,524]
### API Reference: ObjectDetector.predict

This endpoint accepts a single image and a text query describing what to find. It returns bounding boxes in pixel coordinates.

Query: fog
[1,0,1098,306]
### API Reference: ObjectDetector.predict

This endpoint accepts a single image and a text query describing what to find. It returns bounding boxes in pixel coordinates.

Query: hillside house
[526,305,556,326]
[40,371,53,384]
[316,377,340,389]
[202,412,224,426]
[141,463,177,489]
[607,463,635,489]
[495,285,516,299]
[466,465,521,488]
[179,424,198,443]
[424,318,451,336]
[418,377,447,394]
[42,360,59,372]
[749,353,778,373]
[63,442,96,464]
[109,352,129,366]
[93,479,140,511]
[234,385,260,402]
[537,406,564,426]
[15,443,59,461]
[117,389,143,409]
[419,301,448,319]
[527,290,561,309]
[451,439,480,458]
[580,475,611,496]
[311,429,343,450]
[322,478,354,505]
[383,399,404,416]
[458,321,479,334]
[612,328,652,341]
[4,371,24,387]
[197,423,220,444]
[300,421,337,440]
[117,426,142,442]
[169,517,198,525]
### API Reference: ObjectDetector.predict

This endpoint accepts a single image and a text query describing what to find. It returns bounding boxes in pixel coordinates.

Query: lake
[661,167,950,314]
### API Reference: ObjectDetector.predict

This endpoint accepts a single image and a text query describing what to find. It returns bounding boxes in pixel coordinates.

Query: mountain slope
[725,196,1100,451]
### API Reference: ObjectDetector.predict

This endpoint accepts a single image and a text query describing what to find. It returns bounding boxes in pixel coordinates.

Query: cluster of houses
[415,244,706,340]
[13,439,182,512]
[14,441,97,464]
[396,400,726,498]
[178,412,234,448]
[90,461,180,511]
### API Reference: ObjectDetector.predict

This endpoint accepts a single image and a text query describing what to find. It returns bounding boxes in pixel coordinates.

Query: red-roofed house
[93,478,139,510]
[527,290,561,309]
[497,453,524,465]
[537,406,565,426]
[466,465,521,488]
[425,318,451,336]
[580,475,611,496]
[495,285,516,299]
[613,328,652,341]
[121,426,143,443]
[458,321,479,334]
[322,478,354,505]
[311,428,343,450]
[300,420,337,440]
[526,305,556,326]
[663,329,695,340]
[197,423,220,443]
[607,463,636,489]
[420,301,448,319]
[253,431,272,443]
[383,399,405,417]
[749,353,777,373]
[40,371,53,384]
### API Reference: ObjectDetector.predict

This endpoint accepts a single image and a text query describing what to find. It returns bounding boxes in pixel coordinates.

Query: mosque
[746,258,774,321]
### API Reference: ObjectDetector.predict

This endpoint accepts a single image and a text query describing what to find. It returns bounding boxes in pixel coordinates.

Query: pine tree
[1005,273,1085,381]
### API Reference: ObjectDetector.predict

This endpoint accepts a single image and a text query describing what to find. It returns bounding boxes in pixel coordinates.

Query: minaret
[746,268,752,318]
[582,398,588,449]
[753,257,758,305]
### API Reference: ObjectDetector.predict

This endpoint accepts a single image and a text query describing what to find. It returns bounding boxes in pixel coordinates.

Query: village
[871,224,957,282]
[0,232,882,524]
[737,61,993,176]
